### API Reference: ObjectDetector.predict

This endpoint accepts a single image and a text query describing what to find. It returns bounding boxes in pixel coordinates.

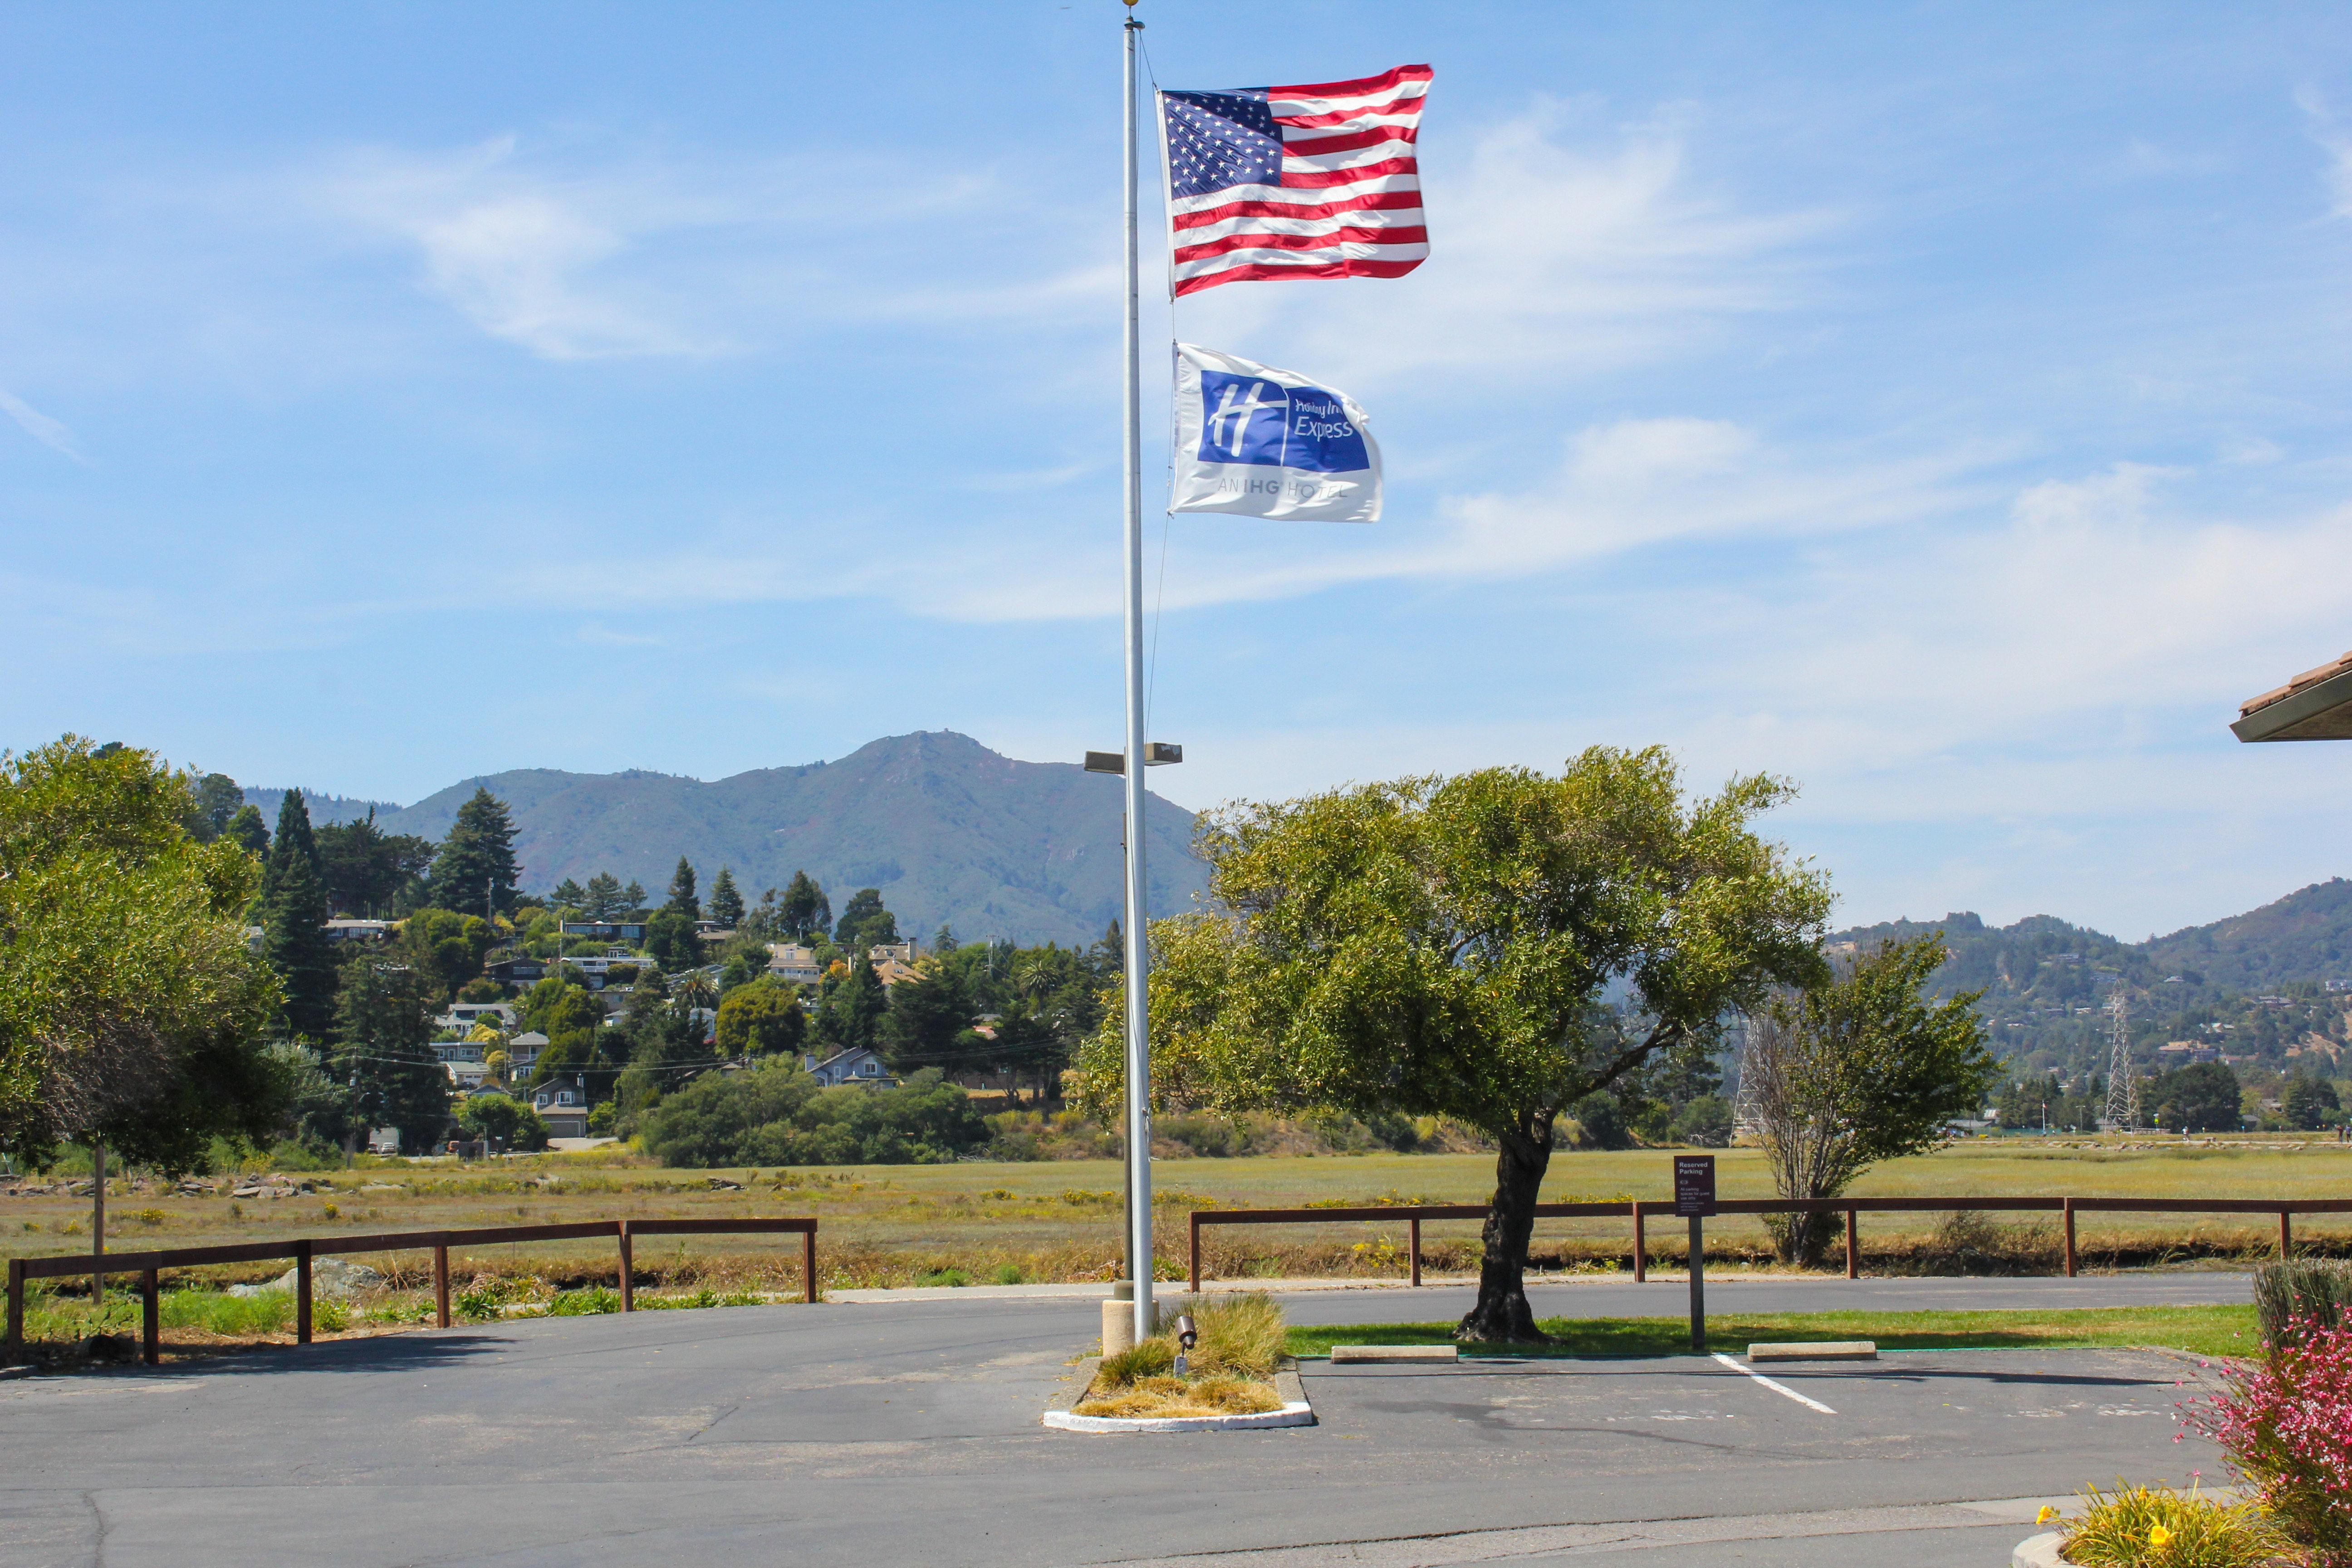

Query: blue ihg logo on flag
[1195,371,1368,474]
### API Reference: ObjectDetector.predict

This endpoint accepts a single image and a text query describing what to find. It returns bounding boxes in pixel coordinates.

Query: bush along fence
[1186,1198,2352,1292]
[4,1216,818,1367]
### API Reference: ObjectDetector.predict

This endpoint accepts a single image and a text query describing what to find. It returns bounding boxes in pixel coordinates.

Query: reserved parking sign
[1673,1155,1717,1217]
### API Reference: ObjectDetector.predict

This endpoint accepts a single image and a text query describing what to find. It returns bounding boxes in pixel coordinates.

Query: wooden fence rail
[4,1216,818,1367]
[1186,1198,2352,1293]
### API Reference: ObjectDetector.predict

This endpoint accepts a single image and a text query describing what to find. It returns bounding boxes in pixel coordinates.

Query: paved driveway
[0,1280,2237,1568]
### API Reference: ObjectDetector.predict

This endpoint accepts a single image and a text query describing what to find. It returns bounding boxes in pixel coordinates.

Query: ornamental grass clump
[2193,1317,2352,1564]
[1079,1294,1290,1419]
[2056,1481,2283,1568]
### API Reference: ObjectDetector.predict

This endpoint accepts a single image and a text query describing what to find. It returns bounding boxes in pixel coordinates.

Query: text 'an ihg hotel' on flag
[1157,64,1431,297]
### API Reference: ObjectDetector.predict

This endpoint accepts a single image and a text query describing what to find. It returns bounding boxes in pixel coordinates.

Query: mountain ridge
[268,731,1206,948]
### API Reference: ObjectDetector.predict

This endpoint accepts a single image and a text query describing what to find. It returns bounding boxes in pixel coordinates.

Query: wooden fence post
[6,1257,24,1359]
[1845,1209,1859,1280]
[142,1269,160,1366]
[1189,1213,1201,1294]
[617,1221,634,1311]
[433,1243,451,1329]
[1632,1202,1646,1284]
[802,1227,817,1304]
[1409,1215,1422,1288]
[2063,1199,2077,1278]
[295,1240,313,1345]
[2280,1209,2293,1261]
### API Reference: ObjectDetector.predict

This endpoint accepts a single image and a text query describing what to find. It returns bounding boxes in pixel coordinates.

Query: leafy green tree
[225,803,270,857]
[1075,749,1832,1342]
[708,867,744,928]
[456,1092,549,1151]
[645,907,701,972]
[521,975,605,1040]
[332,952,451,1153]
[261,791,339,1041]
[780,871,830,941]
[184,772,243,843]
[428,788,519,916]
[2150,1061,2244,1132]
[1743,936,1999,1264]
[0,737,287,1171]
[835,887,897,950]
[396,907,492,1000]
[665,857,700,920]
[583,872,624,920]
[2283,1075,2342,1130]
[716,980,805,1057]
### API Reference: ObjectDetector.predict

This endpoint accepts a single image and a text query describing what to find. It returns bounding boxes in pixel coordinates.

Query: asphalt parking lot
[0,1279,2236,1568]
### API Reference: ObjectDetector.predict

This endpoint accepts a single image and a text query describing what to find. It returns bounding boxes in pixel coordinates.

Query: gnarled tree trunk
[1456,1117,1553,1343]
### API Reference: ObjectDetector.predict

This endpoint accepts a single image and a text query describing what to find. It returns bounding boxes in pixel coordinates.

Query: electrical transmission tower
[1730,1014,1762,1142]
[2102,988,2141,1133]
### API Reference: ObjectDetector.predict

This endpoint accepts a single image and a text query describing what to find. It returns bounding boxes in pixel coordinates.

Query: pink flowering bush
[2193,1317,2352,1563]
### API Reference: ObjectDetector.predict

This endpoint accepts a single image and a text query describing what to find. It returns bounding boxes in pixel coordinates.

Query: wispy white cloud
[0,385,85,462]
[1175,101,1840,391]
[2295,86,2352,217]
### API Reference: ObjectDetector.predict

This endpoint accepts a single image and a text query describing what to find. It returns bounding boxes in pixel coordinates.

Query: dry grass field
[9,1136,2351,1307]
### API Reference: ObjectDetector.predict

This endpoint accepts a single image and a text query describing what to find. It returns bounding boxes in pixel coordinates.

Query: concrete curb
[1042,1361,1316,1435]
[2013,1530,2067,1567]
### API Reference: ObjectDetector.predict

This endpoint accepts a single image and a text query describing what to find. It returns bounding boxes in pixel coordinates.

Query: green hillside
[371,730,1206,948]
[1833,879,2352,1079]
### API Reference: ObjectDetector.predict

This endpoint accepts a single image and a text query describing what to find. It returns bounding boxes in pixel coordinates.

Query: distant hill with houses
[252,731,1207,948]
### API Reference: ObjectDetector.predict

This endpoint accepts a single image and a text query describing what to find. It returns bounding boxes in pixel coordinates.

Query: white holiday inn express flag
[1170,344,1382,523]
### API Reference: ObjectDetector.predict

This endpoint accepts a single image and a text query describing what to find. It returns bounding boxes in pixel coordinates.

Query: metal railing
[1186,1197,2352,1292]
[4,1216,818,1367]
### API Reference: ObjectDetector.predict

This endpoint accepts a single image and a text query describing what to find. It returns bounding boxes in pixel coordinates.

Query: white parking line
[1712,1351,1837,1414]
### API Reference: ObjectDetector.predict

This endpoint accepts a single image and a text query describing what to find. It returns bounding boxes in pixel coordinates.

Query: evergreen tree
[813,957,888,1055]
[551,877,588,910]
[261,790,338,1040]
[583,871,623,919]
[708,866,744,927]
[780,870,830,941]
[333,952,451,1153]
[225,804,270,857]
[622,879,647,914]
[665,857,701,920]
[184,772,243,843]
[428,788,519,916]
[835,887,896,949]
[882,961,973,1070]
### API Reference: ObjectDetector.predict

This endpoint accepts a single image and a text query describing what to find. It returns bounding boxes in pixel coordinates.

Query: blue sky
[5,2,2351,941]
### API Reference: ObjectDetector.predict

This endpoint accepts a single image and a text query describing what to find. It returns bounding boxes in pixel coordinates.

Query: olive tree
[1740,935,1997,1265]
[1076,748,1831,1343]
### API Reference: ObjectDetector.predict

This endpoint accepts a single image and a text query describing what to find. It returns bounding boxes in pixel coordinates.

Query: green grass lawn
[1288,1303,2262,1360]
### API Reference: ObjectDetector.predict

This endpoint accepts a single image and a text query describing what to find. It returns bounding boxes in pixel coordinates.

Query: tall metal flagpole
[1119,5,1155,1344]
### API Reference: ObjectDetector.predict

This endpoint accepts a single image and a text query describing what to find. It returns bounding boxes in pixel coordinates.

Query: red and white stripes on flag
[1157,64,1431,298]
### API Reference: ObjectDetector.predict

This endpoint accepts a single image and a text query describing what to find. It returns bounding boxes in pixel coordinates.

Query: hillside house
[528,1082,593,1138]
[325,919,394,942]
[560,919,649,943]
[804,1046,896,1087]
[437,1001,519,1034]
[767,944,823,984]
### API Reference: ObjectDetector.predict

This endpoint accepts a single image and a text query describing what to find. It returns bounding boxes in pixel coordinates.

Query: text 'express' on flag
[1170,343,1381,523]
[1157,64,1431,298]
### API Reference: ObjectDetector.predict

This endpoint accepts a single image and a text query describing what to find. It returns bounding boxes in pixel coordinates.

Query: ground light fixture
[1174,1313,1197,1376]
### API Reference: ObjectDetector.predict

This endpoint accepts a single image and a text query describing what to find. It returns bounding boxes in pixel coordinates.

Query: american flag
[1158,64,1431,298]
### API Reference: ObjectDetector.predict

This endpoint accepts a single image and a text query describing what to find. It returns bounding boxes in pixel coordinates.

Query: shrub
[915,1268,970,1288]
[991,1263,1024,1285]
[2194,1318,2352,1561]
[1097,1337,1176,1387]
[2055,1482,2283,1568]
[638,1061,987,1167]
[2253,1259,2352,1350]
[548,1287,621,1316]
